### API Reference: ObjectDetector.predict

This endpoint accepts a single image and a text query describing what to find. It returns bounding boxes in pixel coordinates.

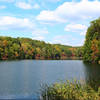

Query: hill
[0,36,82,60]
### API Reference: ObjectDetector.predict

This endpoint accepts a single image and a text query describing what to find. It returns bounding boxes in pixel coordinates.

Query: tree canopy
[83,18,100,63]
[0,36,82,60]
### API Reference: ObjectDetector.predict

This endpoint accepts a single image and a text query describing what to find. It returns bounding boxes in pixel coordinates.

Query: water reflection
[83,62,100,90]
[0,60,100,98]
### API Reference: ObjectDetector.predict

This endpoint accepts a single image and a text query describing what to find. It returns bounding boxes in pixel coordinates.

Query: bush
[40,80,100,100]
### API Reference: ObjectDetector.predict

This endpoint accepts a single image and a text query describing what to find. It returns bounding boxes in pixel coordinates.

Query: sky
[0,0,100,46]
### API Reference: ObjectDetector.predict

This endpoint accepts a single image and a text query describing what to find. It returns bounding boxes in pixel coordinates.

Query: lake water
[0,60,100,99]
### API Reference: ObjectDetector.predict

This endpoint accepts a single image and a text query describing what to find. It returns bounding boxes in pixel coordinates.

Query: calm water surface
[0,60,100,99]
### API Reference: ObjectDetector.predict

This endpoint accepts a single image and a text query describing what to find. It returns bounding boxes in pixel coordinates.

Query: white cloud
[64,24,88,36]
[37,10,66,23]
[0,5,6,9]
[0,0,14,2]
[0,16,35,31]
[65,24,87,35]
[32,28,49,40]
[16,2,32,9]
[16,2,40,10]
[0,16,49,41]
[65,24,87,32]
[37,0,100,23]
[33,4,40,9]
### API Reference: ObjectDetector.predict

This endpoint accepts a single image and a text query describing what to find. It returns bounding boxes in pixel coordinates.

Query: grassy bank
[40,80,100,100]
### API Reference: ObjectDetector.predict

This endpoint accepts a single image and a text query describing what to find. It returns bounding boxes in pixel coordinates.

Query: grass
[40,80,100,100]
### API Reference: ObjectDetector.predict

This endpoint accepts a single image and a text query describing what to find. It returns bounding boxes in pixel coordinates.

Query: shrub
[40,80,100,100]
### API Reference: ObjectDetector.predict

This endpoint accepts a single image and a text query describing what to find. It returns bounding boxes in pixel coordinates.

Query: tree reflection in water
[83,62,100,91]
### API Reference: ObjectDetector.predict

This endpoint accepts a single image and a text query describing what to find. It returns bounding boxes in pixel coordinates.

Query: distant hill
[0,36,83,60]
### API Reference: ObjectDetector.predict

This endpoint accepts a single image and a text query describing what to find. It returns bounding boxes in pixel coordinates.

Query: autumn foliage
[83,18,100,63]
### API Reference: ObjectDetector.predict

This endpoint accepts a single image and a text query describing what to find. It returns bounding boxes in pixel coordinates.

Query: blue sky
[0,0,100,46]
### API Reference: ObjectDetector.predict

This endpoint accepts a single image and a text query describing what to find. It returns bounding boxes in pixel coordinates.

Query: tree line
[0,36,82,60]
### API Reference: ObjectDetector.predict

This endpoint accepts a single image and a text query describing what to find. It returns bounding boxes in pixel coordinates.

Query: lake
[0,60,100,99]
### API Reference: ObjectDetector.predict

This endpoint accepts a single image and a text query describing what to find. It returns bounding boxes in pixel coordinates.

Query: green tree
[83,18,100,63]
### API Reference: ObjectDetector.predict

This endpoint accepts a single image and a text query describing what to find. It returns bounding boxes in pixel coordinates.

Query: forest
[0,36,83,60]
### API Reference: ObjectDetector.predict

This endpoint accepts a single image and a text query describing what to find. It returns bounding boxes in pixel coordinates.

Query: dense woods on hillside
[83,18,100,64]
[0,36,82,60]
